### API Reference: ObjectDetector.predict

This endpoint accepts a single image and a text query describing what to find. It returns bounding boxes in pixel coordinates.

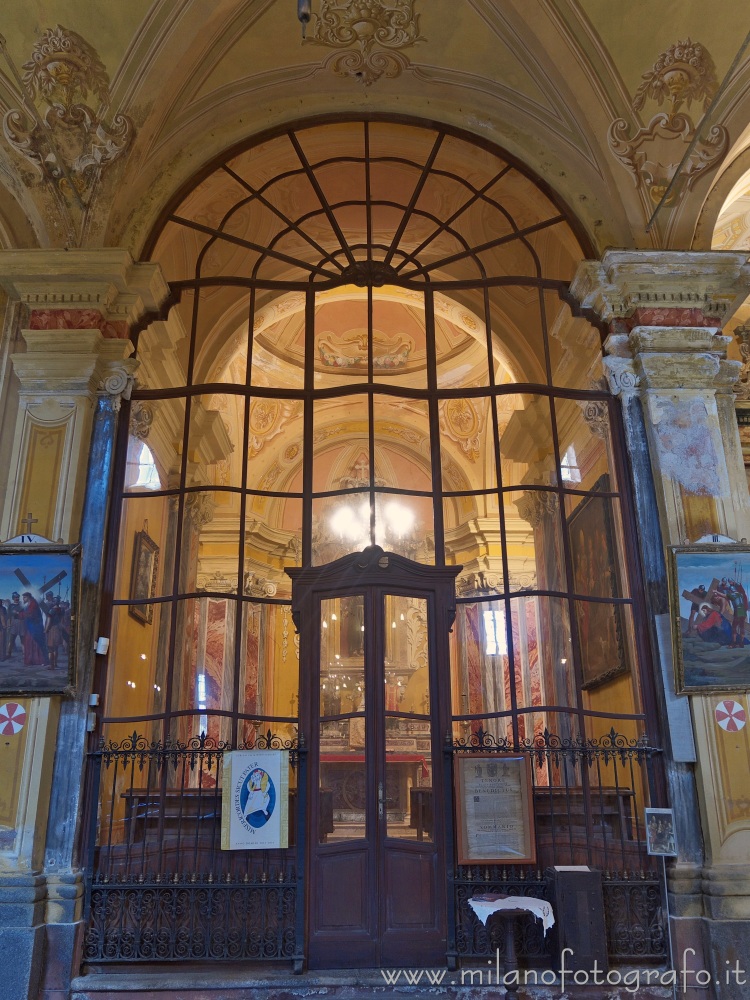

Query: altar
[321,752,430,825]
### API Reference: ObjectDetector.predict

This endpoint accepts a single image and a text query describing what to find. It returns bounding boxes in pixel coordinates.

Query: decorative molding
[577,398,608,438]
[196,571,236,594]
[633,38,718,117]
[11,329,137,406]
[0,24,134,229]
[570,251,750,325]
[734,324,750,402]
[248,399,302,458]
[609,113,728,207]
[28,308,126,339]
[318,329,413,370]
[243,573,278,598]
[97,365,134,411]
[129,401,154,441]
[602,356,640,397]
[0,26,133,213]
[514,490,558,528]
[309,0,423,86]
[0,250,169,334]
[185,492,215,529]
[456,571,503,596]
[438,398,482,462]
[608,39,728,208]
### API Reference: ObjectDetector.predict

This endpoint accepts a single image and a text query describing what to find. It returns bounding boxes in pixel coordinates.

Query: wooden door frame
[287,545,460,968]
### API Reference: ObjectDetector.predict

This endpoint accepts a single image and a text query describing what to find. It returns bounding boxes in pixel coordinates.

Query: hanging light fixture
[298,0,311,38]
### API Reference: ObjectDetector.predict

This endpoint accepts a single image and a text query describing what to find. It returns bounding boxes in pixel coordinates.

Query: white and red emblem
[0,702,27,736]
[715,700,746,733]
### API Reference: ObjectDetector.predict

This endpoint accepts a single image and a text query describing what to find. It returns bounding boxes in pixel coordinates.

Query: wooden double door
[289,549,459,968]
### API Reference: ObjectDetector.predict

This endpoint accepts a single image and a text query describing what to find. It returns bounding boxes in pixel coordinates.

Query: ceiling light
[297,0,311,38]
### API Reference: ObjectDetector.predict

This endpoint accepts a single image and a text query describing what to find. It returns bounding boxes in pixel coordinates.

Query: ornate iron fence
[82,727,666,969]
[444,728,667,966]
[82,730,306,969]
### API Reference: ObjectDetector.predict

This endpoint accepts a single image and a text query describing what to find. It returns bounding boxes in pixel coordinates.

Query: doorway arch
[87,117,664,970]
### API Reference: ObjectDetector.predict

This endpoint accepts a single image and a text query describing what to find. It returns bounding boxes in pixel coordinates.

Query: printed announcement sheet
[457,755,534,863]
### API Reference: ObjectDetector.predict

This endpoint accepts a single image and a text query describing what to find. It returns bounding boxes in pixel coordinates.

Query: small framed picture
[0,542,79,695]
[668,544,750,692]
[128,529,159,625]
[645,807,677,857]
[454,753,535,864]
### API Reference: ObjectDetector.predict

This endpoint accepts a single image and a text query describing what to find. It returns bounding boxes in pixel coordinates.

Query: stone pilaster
[0,250,169,1000]
[571,249,750,1000]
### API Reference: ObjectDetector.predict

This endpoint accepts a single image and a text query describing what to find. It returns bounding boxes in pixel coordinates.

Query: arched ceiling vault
[3,1,750,254]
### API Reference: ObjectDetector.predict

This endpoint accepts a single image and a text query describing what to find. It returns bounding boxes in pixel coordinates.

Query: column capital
[12,329,137,409]
[0,249,169,337]
[570,249,750,327]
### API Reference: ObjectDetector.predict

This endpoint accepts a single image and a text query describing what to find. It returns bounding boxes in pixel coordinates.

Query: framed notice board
[454,752,535,865]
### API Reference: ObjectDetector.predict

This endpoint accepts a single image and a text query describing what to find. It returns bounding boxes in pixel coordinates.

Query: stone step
[69,967,673,1000]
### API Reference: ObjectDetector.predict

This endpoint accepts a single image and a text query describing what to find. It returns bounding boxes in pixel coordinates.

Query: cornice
[570,250,750,323]
[0,249,169,327]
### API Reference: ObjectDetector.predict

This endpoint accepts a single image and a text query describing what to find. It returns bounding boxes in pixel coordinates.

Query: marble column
[571,249,750,1000]
[0,250,168,1000]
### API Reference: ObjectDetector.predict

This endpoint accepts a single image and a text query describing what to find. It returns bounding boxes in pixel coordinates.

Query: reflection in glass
[450,598,558,741]
[385,720,432,842]
[554,396,614,491]
[241,603,298,720]
[314,292,369,390]
[319,720,366,842]
[498,394,555,489]
[320,596,365,716]
[125,398,185,494]
[170,597,236,722]
[105,603,172,723]
[509,488,565,593]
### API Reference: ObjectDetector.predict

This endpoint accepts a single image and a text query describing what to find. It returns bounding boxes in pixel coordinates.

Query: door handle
[378,781,384,819]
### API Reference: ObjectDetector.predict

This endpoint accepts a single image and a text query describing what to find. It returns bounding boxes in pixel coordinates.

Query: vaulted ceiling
[1,0,750,256]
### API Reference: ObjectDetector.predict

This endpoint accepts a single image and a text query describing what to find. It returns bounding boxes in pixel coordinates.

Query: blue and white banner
[221,750,289,850]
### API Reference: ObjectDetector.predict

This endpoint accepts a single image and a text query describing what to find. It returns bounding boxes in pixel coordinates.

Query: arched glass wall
[99,119,650,763]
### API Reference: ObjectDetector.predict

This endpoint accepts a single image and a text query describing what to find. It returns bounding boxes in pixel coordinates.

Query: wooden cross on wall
[19,512,38,534]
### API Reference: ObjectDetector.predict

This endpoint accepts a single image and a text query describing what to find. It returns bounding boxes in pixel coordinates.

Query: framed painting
[568,474,628,689]
[645,808,677,857]
[128,528,159,625]
[0,542,79,695]
[668,544,750,692]
[454,753,535,865]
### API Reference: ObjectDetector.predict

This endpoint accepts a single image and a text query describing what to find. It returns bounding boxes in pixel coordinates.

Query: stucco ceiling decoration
[248,398,303,458]
[438,397,482,462]
[318,329,413,370]
[608,38,729,209]
[0,25,133,235]
[307,0,423,86]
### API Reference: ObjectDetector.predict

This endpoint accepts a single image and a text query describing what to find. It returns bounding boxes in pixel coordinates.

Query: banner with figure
[221,750,289,850]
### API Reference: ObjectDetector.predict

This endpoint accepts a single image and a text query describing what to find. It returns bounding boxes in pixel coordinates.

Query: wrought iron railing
[444,728,667,965]
[82,726,666,969]
[82,730,306,969]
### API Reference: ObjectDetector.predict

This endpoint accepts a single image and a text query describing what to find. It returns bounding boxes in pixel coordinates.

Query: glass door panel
[319,595,366,841]
[383,596,433,841]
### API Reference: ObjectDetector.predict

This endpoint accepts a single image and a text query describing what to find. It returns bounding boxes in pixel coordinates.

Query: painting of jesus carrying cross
[0,542,79,694]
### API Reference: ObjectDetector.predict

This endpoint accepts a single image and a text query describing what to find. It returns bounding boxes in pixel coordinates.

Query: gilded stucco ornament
[0,26,133,213]
[608,38,728,207]
[308,0,423,86]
